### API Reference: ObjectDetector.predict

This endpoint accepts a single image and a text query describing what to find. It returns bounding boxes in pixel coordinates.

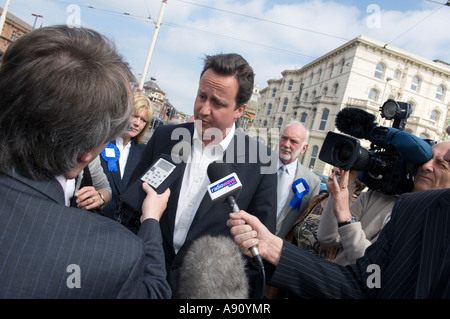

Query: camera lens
[381,100,398,119]
[337,142,354,162]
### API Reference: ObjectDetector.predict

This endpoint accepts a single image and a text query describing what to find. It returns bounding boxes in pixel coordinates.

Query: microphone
[335,107,377,139]
[206,162,260,259]
[177,235,249,299]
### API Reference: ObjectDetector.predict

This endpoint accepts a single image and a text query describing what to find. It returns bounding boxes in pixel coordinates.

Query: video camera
[319,99,433,195]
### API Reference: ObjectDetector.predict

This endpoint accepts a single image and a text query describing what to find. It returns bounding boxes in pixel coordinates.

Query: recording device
[206,162,260,260]
[319,99,432,195]
[116,153,182,231]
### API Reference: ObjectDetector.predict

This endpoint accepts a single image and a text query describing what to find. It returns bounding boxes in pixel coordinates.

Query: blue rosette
[101,143,120,172]
[289,178,310,209]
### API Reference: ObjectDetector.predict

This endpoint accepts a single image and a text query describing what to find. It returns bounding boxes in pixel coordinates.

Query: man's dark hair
[200,53,254,109]
[0,25,136,180]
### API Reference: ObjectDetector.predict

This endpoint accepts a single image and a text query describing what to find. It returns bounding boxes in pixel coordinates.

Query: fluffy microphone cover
[177,235,249,299]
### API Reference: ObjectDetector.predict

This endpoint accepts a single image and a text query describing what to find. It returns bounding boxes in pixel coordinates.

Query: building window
[304,93,308,101]
[368,89,378,101]
[308,146,319,169]
[300,112,307,124]
[282,98,288,112]
[277,117,283,129]
[436,85,444,100]
[319,109,329,131]
[318,69,322,82]
[430,110,439,121]
[374,63,384,79]
[323,86,328,96]
[272,88,277,97]
[267,103,272,115]
[340,60,345,74]
[310,73,314,85]
[393,69,401,80]
[333,84,339,96]
[288,80,294,91]
[329,64,334,78]
[411,76,420,92]
[263,120,268,126]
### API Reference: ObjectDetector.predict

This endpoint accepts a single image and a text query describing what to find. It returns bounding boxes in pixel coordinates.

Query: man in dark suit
[228,144,450,298]
[0,25,170,298]
[126,53,277,298]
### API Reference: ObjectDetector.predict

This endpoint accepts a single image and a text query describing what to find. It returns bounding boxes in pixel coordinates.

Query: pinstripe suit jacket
[269,188,450,298]
[0,172,171,298]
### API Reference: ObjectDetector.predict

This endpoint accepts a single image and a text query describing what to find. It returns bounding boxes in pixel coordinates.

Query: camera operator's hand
[327,169,353,223]
[140,183,170,222]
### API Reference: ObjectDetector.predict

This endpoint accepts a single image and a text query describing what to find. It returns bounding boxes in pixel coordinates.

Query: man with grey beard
[275,122,321,239]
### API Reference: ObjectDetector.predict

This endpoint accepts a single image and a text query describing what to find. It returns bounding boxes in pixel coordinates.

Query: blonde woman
[100,92,153,219]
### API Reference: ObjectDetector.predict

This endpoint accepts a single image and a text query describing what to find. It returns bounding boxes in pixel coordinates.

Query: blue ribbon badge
[101,143,120,172]
[289,178,310,209]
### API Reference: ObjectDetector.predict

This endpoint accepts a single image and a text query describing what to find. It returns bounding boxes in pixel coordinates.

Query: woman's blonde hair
[132,92,153,144]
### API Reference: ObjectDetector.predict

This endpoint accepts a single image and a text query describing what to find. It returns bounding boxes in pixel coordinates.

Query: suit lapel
[121,142,141,190]
[161,125,193,245]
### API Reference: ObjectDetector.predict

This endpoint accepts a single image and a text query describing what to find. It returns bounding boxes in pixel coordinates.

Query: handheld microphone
[206,162,260,259]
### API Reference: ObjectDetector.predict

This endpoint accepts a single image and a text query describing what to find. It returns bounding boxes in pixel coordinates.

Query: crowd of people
[0,25,449,299]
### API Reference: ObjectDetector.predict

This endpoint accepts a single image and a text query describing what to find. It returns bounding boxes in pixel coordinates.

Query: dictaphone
[141,157,177,191]
[119,154,181,214]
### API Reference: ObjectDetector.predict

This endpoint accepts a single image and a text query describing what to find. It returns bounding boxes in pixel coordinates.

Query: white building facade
[252,35,450,175]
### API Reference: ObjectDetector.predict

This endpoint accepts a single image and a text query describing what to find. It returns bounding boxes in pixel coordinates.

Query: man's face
[279,124,308,164]
[413,141,450,191]
[193,68,245,146]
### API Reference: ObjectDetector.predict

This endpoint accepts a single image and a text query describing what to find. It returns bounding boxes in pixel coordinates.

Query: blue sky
[4,0,450,116]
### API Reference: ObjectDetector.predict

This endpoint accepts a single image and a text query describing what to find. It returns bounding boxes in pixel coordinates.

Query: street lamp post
[31,13,43,30]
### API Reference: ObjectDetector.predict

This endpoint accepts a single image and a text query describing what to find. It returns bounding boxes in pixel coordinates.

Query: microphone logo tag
[207,172,242,202]
[209,176,237,193]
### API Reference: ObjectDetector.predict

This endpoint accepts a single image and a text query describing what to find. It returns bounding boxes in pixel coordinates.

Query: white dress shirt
[55,175,74,206]
[115,136,131,179]
[276,159,298,220]
[173,124,235,253]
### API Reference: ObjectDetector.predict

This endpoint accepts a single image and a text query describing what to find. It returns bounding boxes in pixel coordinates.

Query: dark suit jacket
[0,172,171,298]
[100,140,145,219]
[269,188,450,298]
[128,122,278,297]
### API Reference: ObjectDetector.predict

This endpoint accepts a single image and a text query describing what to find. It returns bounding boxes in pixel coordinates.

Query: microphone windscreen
[336,107,377,139]
[207,161,230,182]
[177,235,249,299]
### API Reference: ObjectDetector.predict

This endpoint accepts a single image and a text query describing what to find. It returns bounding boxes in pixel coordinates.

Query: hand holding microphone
[227,210,283,267]
[206,162,261,259]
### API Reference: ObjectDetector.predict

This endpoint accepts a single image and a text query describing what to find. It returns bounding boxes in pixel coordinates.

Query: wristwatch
[338,217,359,228]
[97,191,106,209]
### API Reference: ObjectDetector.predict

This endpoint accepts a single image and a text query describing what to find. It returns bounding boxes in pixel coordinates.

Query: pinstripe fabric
[269,188,450,298]
[0,172,170,298]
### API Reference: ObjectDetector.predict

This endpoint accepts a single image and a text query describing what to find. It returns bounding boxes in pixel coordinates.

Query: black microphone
[335,107,377,139]
[206,162,260,259]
